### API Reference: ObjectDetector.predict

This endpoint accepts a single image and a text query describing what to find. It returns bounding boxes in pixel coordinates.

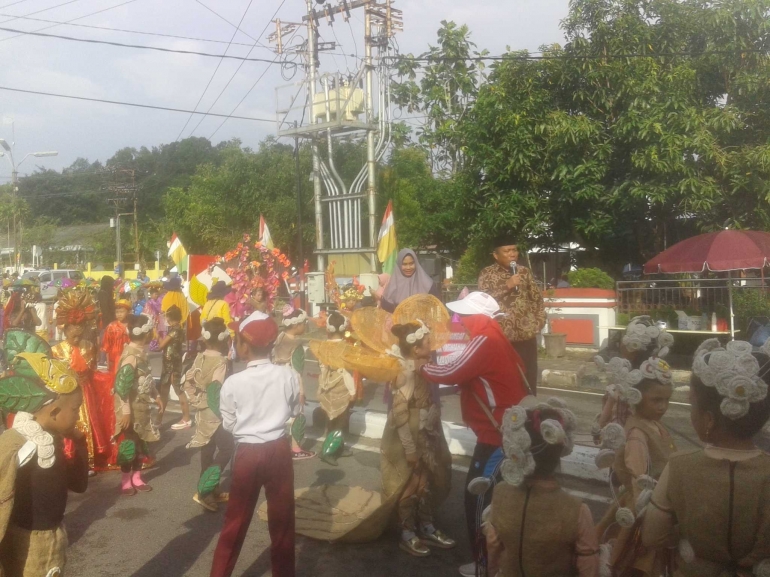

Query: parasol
[13,279,37,287]
[644,230,770,339]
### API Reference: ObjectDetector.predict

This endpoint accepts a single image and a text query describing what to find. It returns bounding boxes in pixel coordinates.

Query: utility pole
[364,4,377,271]
[294,126,305,309]
[306,0,325,272]
[107,168,140,269]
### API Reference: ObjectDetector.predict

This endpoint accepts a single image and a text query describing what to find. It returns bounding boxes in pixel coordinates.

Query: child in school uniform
[209,311,300,577]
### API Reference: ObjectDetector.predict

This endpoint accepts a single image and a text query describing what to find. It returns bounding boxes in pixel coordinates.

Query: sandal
[171,420,192,431]
[292,450,316,461]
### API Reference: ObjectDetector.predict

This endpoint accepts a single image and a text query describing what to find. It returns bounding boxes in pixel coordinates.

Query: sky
[0,0,570,179]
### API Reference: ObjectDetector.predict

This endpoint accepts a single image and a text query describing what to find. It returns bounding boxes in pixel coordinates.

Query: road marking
[540,386,691,407]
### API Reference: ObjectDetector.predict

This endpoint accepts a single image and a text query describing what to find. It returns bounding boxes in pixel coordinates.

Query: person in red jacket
[420,291,528,577]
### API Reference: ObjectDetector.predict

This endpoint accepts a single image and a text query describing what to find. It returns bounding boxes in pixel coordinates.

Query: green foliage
[197,465,221,496]
[114,364,135,400]
[567,268,615,290]
[291,413,306,444]
[117,440,136,467]
[207,380,222,419]
[0,376,54,413]
[732,289,770,333]
[321,430,343,457]
[454,243,492,284]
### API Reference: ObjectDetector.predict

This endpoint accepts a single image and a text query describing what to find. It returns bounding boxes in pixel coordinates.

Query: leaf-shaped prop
[207,381,222,419]
[4,329,52,367]
[115,364,135,400]
[117,440,136,467]
[393,294,451,351]
[198,465,221,496]
[351,307,396,354]
[12,356,41,381]
[291,413,306,444]
[189,275,209,308]
[0,375,54,413]
[291,346,305,374]
[321,430,343,458]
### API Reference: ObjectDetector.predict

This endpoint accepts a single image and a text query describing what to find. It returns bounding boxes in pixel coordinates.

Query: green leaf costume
[197,465,221,497]
[0,375,55,413]
[207,381,222,419]
[115,364,135,400]
[291,346,305,374]
[3,329,52,369]
[117,440,136,467]
[321,430,343,458]
[291,413,306,444]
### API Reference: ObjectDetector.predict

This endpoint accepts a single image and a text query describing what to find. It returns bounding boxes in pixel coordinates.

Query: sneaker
[420,529,456,549]
[171,420,192,431]
[399,536,430,557]
[458,562,478,577]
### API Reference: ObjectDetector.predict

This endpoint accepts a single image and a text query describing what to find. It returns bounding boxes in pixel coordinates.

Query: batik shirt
[478,264,545,342]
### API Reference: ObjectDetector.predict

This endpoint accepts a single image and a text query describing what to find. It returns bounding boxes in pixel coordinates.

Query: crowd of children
[0,277,769,577]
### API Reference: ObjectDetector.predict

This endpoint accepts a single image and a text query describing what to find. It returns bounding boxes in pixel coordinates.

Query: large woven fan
[308,340,348,370]
[341,346,401,383]
[393,294,451,351]
[351,308,396,354]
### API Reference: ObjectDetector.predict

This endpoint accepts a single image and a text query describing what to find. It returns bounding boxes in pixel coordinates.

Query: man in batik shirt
[477,237,545,394]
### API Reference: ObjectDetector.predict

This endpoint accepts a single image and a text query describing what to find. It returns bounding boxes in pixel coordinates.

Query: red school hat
[229,311,278,347]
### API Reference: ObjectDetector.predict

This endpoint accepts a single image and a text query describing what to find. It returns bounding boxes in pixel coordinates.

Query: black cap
[492,232,519,249]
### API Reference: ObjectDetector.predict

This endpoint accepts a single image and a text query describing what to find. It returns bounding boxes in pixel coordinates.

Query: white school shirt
[219,359,300,444]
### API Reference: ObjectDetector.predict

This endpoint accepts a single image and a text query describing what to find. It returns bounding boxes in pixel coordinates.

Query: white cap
[236,310,270,332]
[446,291,504,318]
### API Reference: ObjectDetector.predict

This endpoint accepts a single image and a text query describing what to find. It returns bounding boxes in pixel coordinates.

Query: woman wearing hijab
[380,249,441,313]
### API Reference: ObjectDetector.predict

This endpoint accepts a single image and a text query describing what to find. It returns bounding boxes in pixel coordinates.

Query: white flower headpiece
[326,314,348,334]
[13,412,56,468]
[692,338,769,420]
[405,320,430,345]
[132,318,154,336]
[283,309,308,327]
[498,397,576,487]
[622,316,674,358]
[202,328,229,342]
[594,355,672,410]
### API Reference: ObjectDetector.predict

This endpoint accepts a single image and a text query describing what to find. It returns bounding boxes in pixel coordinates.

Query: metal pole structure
[11,166,18,272]
[307,0,325,272]
[133,193,140,267]
[364,3,377,271]
[115,214,122,275]
[728,271,735,340]
[294,129,305,309]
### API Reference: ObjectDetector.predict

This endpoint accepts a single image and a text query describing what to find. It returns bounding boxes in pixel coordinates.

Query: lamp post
[0,139,58,271]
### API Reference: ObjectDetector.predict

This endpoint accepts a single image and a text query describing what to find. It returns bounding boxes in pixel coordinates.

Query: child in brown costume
[643,339,770,577]
[485,398,599,576]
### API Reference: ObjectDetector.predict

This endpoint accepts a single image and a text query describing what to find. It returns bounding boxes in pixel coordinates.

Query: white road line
[540,386,691,407]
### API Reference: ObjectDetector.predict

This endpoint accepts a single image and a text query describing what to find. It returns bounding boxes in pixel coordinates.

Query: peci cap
[228,311,278,348]
[492,233,519,250]
[445,291,505,319]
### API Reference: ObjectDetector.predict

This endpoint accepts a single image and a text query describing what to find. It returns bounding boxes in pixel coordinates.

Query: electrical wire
[0,13,266,47]
[194,0,263,47]
[175,0,255,141]
[0,0,139,43]
[188,0,288,137]
[0,84,276,122]
[0,0,35,10]
[0,0,84,26]
[0,24,281,62]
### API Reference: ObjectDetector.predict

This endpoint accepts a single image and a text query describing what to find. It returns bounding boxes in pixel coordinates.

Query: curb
[304,401,605,483]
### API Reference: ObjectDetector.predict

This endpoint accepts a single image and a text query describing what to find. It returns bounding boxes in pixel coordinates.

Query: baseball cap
[445,292,504,318]
[228,311,278,347]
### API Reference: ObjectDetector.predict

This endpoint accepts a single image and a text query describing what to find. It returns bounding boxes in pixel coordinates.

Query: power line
[175,0,255,141]
[0,85,276,123]
[0,0,139,44]
[0,0,84,26]
[0,13,268,47]
[0,0,35,10]
[188,0,288,137]
[0,24,281,62]
[194,0,262,46]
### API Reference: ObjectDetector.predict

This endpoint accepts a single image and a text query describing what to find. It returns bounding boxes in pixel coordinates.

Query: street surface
[64,350,704,576]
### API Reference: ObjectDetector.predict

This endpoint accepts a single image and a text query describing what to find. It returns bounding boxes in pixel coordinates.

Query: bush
[454,243,490,284]
[567,268,615,290]
[733,289,770,334]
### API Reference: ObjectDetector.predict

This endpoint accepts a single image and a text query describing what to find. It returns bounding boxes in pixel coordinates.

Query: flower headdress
[594,355,673,411]
[499,398,577,487]
[201,327,229,342]
[132,318,154,336]
[692,338,769,420]
[282,305,308,327]
[55,290,98,327]
[326,313,349,334]
[622,315,674,358]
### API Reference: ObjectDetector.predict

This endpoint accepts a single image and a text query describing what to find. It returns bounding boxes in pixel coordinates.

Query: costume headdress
[620,315,674,358]
[55,290,98,327]
[282,305,308,327]
[692,338,770,420]
[115,298,132,311]
[132,317,155,336]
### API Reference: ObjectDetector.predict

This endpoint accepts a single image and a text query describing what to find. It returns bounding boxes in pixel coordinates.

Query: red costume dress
[102,320,130,376]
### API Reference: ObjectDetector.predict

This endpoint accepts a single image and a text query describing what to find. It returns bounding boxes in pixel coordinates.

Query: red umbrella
[643,230,770,338]
[644,230,770,274]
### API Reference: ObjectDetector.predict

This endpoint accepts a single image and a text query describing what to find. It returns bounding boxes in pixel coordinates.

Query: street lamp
[0,139,59,271]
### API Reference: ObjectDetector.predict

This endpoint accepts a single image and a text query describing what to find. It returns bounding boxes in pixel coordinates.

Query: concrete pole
[365,3,377,271]
[307,0,325,272]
